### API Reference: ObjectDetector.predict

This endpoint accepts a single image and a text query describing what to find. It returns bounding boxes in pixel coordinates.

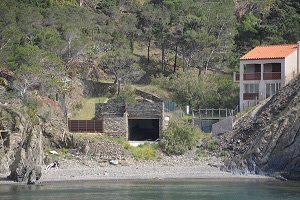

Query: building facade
[235,43,300,111]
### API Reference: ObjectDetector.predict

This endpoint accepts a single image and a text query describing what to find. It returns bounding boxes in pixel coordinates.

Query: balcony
[263,72,281,80]
[244,73,261,80]
[243,93,259,100]
[234,72,282,81]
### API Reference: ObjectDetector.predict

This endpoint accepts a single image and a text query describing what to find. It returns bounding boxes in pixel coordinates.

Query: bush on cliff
[160,119,199,155]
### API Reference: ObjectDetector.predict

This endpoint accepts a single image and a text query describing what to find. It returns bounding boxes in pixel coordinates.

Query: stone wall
[82,80,115,97]
[95,102,165,139]
[135,89,163,102]
[102,115,127,137]
[127,102,163,118]
[95,103,125,118]
[127,102,164,138]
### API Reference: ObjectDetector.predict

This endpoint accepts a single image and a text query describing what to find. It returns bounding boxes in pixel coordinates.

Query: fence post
[226,109,228,117]
[86,120,87,132]
[94,120,96,132]
[77,120,79,132]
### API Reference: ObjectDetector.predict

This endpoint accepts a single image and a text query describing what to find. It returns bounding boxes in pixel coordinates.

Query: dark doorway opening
[128,119,159,141]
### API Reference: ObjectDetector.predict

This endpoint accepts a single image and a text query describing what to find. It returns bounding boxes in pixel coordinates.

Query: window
[266,83,281,98]
[244,84,259,93]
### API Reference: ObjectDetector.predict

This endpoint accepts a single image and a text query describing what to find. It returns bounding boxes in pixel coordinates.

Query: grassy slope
[72,96,108,120]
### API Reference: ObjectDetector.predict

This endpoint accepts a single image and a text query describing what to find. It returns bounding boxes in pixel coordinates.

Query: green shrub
[108,85,137,103]
[24,98,39,125]
[130,143,158,160]
[195,149,207,158]
[159,119,199,155]
[0,77,8,87]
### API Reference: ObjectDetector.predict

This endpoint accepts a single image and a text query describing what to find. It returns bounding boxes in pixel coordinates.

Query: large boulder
[7,162,42,184]
[223,75,300,180]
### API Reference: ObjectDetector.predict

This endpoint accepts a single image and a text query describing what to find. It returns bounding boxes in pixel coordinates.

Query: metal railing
[234,72,283,81]
[192,108,237,119]
[244,73,261,80]
[263,72,281,80]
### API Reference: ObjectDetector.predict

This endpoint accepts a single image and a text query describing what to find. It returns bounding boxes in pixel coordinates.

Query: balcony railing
[263,72,281,80]
[243,93,259,100]
[244,73,261,80]
[234,72,282,81]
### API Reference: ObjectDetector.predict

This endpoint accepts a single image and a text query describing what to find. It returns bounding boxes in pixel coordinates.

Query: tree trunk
[198,67,202,77]
[68,40,71,58]
[182,52,186,72]
[117,80,121,95]
[147,39,151,65]
[161,42,165,71]
[130,37,134,53]
[173,44,178,73]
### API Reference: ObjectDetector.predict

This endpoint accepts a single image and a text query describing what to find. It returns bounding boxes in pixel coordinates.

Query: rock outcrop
[0,95,70,183]
[0,102,43,183]
[223,75,300,180]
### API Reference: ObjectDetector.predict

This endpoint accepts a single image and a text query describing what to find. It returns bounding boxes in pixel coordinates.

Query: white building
[234,43,300,111]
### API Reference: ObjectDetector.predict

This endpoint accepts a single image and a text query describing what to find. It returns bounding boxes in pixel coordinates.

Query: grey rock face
[223,75,300,180]
[7,164,42,184]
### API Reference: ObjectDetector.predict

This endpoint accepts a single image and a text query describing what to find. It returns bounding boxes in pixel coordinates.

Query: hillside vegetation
[1,0,299,109]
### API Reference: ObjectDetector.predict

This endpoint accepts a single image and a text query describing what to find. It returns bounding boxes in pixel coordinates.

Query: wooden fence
[68,120,103,133]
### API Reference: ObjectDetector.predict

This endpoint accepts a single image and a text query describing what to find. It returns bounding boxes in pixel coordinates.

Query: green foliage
[24,98,39,124]
[152,71,239,109]
[195,148,206,158]
[160,118,199,155]
[109,86,137,103]
[235,0,300,55]
[0,77,8,87]
[129,143,158,160]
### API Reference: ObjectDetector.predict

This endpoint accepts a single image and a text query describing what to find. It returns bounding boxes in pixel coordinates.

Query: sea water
[0,179,300,200]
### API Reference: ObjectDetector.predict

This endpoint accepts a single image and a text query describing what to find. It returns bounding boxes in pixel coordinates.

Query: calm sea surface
[0,179,300,200]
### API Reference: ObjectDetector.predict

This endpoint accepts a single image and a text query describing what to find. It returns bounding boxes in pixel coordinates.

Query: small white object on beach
[109,160,119,165]
[49,150,59,155]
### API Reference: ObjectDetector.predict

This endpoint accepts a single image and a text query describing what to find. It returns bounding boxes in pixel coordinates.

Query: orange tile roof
[240,44,297,60]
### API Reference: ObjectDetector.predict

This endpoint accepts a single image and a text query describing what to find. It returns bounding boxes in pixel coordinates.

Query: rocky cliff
[224,75,300,180]
[0,95,70,184]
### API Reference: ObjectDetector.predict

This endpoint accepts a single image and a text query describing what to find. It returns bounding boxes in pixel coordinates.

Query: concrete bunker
[128,119,159,141]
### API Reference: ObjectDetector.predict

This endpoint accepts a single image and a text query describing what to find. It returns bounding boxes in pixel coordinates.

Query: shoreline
[0,159,272,185]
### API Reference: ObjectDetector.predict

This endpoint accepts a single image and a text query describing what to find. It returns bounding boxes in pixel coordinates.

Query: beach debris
[46,161,59,170]
[109,159,119,165]
[49,150,59,155]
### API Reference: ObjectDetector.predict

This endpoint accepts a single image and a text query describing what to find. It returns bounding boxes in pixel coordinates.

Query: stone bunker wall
[95,102,164,139]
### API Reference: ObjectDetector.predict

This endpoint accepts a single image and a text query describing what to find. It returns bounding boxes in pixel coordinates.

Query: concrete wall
[285,51,298,82]
[212,117,233,136]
